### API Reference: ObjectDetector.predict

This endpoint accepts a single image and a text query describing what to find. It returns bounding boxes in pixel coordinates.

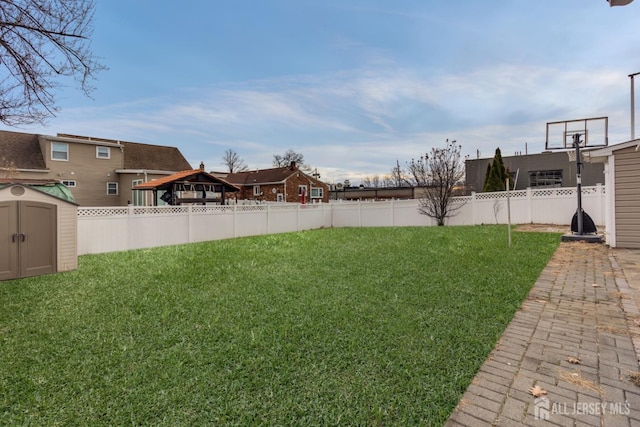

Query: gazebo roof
[134,169,240,192]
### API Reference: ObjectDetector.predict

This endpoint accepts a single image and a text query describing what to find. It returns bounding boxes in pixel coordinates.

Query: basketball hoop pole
[573,133,584,235]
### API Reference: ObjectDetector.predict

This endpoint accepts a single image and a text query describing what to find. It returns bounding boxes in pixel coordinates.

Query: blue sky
[5,0,640,183]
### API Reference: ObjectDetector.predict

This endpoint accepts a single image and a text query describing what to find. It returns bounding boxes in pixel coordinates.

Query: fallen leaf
[567,357,581,364]
[592,284,601,288]
[629,371,640,386]
[529,385,547,397]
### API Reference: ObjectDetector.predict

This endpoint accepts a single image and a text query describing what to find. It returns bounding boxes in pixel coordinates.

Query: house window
[51,142,69,161]
[310,187,323,198]
[61,180,76,187]
[107,182,118,195]
[529,170,563,188]
[132,179,143,205]
[96,146,111,159]
[253,185,261,196]
[298,185,307,196]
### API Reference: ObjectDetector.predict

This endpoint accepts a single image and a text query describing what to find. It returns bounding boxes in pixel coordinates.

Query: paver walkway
[446,242,640,426]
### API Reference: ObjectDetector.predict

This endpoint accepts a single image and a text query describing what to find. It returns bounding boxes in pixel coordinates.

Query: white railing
[77,185,605,254]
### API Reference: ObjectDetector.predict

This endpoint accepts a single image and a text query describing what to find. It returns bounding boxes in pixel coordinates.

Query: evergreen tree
[483,162,491,190]
[482,148,508,192]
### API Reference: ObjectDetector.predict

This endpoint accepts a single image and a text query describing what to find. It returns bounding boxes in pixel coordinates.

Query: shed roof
[0,130,46,170]
[0,178,77,204]
[589,139,640,161]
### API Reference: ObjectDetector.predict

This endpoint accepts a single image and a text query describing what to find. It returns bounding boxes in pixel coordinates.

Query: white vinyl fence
[77,185,605,255]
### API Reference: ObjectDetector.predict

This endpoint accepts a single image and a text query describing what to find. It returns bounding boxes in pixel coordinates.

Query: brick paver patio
[446,242,640,426]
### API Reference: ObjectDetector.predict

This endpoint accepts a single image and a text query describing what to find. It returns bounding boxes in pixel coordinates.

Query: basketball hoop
[545,117,607,240]
[545,116,608,150]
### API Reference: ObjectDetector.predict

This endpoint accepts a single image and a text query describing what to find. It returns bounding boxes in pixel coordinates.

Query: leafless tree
[221,148,248,173]
[389,159,408,187]
[410,139,466,226]
[361,176,371,187]
[0,0,106,126]
[371,175,380,188]
[273,148,305,168]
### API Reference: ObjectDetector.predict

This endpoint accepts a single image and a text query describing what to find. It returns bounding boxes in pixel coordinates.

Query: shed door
[0,201,57,280]
[0,201,18,280]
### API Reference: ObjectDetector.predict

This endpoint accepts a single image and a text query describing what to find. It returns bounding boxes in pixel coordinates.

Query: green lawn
[0,226,559,426]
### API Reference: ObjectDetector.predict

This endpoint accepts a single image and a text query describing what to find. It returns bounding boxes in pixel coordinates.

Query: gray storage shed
[591,140,640,248]
[0,179,78,280]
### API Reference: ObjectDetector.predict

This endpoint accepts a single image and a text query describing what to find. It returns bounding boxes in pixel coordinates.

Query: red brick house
[218,162,329,203]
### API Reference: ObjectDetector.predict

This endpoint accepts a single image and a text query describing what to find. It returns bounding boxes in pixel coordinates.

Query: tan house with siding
[0,130,192,206]
[218,162,329,203]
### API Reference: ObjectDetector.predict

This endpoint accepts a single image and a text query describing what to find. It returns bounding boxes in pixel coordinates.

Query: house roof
[0,130,46,170]
[134,169,240,192]
[224,166,299,185]
[54,133,192,172]
[120,141,192,171]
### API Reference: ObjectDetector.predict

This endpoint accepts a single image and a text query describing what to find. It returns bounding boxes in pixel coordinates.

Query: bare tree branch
[410,139,466,226]
[0,0,106,125]
[273,148,305,168]
[221,149,248,173]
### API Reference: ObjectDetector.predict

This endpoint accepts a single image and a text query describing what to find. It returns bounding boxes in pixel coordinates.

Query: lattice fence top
[77,186,604,218]
[134,206,188,215]
[475,190,527,200]
[77,207,129,217]
[531,188,575,197]
[78,204,325,217]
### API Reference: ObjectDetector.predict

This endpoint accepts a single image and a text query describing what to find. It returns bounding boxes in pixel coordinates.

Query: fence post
[470,192,477,225]
[358,201,362,227]
[390,199,395,226]
[233,204,237,238]
[187,205,193,243]
[596,183,604,226]
[267,204,271,235]
[127,204,135,251]
[527,187,533,223]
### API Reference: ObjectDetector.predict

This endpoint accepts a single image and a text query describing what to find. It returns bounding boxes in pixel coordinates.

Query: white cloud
[20,61,633,183]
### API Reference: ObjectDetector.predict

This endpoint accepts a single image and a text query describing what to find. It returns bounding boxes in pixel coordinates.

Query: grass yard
[0,226,560,426]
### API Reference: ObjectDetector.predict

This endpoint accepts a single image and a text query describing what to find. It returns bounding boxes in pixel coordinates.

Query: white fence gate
[77,185,605,255]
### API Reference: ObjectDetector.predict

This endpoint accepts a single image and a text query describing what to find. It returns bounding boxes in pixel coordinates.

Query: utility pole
[630,72,640,140]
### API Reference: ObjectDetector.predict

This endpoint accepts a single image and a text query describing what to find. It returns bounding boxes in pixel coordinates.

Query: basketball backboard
[545,116,608,150]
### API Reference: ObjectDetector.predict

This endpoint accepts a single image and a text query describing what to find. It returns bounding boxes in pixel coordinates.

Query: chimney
[290,161,297,171]
[199,161,205,171]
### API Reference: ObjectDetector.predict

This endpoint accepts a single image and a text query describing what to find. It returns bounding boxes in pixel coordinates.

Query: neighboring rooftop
[120,141,191,171]
[223,163,301,185]
[56,133,192,171]
[0,130,46,170]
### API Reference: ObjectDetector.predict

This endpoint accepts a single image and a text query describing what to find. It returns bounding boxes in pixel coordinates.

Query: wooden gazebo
[133,166,239,206]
